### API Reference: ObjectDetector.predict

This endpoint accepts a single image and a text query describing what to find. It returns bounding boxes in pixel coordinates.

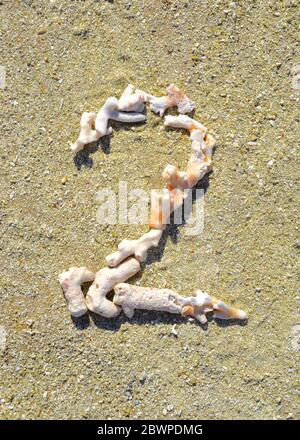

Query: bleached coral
[138,84,195,116]
[71,97,146,154]
[95,96,146,133]
[86,257,140,317]
[70,112,102,154]
[113,283,183,318]
[58,267,94,317]
[118,84,145,113]
[113,284,247,324]
[181,290,248,324]
[106,229,163,267]
[164,114,207,134]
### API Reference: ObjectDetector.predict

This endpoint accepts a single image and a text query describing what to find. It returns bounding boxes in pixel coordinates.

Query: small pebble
[37,28,48,35]
[61,176,68,185]
[139,371,147,384]
[249,134,257,142]
[171,324,178,337]
[266,113,277,120]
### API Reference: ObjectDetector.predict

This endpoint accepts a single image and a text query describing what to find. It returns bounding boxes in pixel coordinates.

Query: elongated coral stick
[113,283,183,318]
[95,96,146,132]
[113,284,247,323]
[164,114,207,134]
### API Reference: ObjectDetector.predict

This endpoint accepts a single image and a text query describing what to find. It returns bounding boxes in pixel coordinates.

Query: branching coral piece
[181,290,248,324]
[71,97,146,154]
[185,133,212,188]
[106,188,185,268]
[138,84,195,116]
[58,267,95,317]
[70,112,102,154]
[106,184,185,265]
[106,229,163,267]
[113,284,247,324]
[113,283,183,318]
[86,257,140,317]
[118,84,145,113]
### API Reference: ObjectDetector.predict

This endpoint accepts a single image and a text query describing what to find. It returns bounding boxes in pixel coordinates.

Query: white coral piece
[70,112,103,154]
[58,267,95,317]
[113,283,183,319]
[86,258,140,317]
[113,284,247,324]
[106,229,163,267]
[138,84,195,116]
[117,84,145,113]
[181,290,248,324]
[71,97,146,154]
[164,114,207,134]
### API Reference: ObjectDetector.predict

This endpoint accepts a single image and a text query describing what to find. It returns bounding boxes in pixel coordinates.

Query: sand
[0,0,299,419]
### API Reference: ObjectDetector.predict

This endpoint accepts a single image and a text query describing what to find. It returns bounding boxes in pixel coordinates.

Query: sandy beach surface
[0,0,299,419]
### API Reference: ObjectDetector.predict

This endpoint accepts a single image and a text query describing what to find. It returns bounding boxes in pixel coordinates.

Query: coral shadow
[71,314,90,330]
[88,308,207,331]
[72,114,147,170]
[73,135,111,170]
[74,310,248,331]
[89,311,123,332]
[214,318,248,328]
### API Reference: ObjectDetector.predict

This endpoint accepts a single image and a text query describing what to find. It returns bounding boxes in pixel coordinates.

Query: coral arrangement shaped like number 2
[59,84,247,327]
